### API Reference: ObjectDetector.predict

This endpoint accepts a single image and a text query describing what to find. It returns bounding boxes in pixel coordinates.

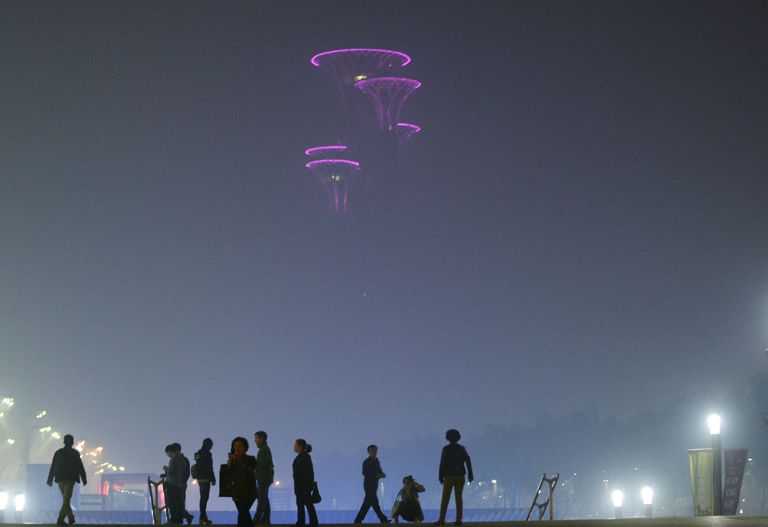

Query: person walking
[228,437,258,527]
[177,443,195,525]
[434,430,473,527]
[194,438,216,525]
[163,444,186,524]
[292,439,318,527]
[46,434,87,526]
[354,445,390,523]
[252,431,274,525]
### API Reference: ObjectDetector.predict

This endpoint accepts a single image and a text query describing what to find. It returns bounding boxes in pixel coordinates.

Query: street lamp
[0,490,7,524]
[709,414,722,516]
[14,493,24,523]
[642,487,653,517]
[612,490,623,519]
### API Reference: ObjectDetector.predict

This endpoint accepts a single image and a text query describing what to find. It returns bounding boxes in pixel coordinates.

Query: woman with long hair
[292,439,318,527]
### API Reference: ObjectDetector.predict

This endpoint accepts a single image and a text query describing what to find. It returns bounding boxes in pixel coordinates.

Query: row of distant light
[0,490,26,517]
[1,400,127,473]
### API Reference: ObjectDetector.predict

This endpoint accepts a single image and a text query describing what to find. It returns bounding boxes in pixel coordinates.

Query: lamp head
[708,414,721,435]
[612,490,623,507]
[642,487,653,505]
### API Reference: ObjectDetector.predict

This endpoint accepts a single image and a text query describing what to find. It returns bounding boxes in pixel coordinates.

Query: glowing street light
[14,493,24,523]
[642,487,653,517]
[0,490,7,524]
[709,414,722,515]
[612,490,623,519]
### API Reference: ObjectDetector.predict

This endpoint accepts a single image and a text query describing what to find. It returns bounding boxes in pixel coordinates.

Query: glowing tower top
[355,77,421,131]
[311,49,411,87]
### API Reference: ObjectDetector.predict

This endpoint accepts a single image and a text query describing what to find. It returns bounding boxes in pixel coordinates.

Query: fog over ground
[1,0,767,515]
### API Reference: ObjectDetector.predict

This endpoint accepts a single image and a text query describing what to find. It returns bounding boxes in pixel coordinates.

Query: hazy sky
[1,0,766,492]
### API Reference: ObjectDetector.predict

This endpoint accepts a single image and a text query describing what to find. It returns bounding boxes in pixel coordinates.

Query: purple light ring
[354,77,421,90]
[304,146,348,156]
[306,159,360,169]
[311,49,411,68]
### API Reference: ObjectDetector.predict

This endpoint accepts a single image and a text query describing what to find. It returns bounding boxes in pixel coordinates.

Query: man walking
[177,443,195,525]
[47,434,87,526]
[354,445,390,523]
[252,431,274,525]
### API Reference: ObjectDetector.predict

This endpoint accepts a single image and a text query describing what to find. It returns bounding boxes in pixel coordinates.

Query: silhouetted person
[228,437,258,527]
[354,445,390,523]
[434,430,473,527]
[253,431,274,525]
[47,434,87,526]
[391,476,425,523]
[194,438,216,525]
[292,439,318,527]
[173,443,195,525]
[164,444,186,524]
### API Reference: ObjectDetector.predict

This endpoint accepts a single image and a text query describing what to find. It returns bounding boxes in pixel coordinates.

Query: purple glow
[305,159,360,214]
[311,49,411,85]
[355,77,421,131]
[397,123,421,141]
[304,145,348,157]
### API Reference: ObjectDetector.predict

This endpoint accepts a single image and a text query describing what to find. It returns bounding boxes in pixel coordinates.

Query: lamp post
[0,490,7,524]
[14,492,24,524]
[612,490,623,519]
[642,487,653,518]
[709,414,722,516]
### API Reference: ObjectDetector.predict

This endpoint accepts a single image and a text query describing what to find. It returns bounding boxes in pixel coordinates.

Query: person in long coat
[292,439,318,527]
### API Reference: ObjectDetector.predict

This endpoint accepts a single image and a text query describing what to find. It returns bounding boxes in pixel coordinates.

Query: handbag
[219,464,233,497]
[310,483,322,504]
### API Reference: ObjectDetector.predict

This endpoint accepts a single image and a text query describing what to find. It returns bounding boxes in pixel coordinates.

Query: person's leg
[453,477,465,524]
[436,480,452,524]
[236,499,254,527]
[296,495,306,526]
[254,480,271,523]
[354,494,373,523]
[199,482,210,521]
[370,494,388,522]
[306,500,318,526]
[57,481,74,523]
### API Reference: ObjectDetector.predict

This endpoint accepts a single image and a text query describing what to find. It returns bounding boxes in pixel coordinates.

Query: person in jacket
[392,476,425,523]
[228,437,258,527]
[354,445,390,523]
[252,431,274,525]
[292,439,318,527]
[434,430,473,527]
[46,434,87,526]
[163,444,186,524]
[176,443,195,525]
[194,438,216,525]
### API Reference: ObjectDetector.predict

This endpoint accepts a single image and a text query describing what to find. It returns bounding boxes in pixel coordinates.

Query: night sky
[1,0,767,506]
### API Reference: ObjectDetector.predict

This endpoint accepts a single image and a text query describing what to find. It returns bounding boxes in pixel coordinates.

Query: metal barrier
[526,473,560,521]
[147,475,168,525]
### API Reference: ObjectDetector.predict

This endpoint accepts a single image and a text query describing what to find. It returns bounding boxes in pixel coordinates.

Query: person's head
[367,444,378,457]
[165,444,175,458]
[63,434,74,447]
[294,439,311,454]
[231,437,249,456]
[403,475,414,487]
[445,429,461,444]
[172,442,182,453]
[202,438,213,450]
[255,431,267,446]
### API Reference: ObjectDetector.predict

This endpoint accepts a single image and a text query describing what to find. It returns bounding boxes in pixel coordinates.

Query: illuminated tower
[355,77,421,132]
[305,148,360,213]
